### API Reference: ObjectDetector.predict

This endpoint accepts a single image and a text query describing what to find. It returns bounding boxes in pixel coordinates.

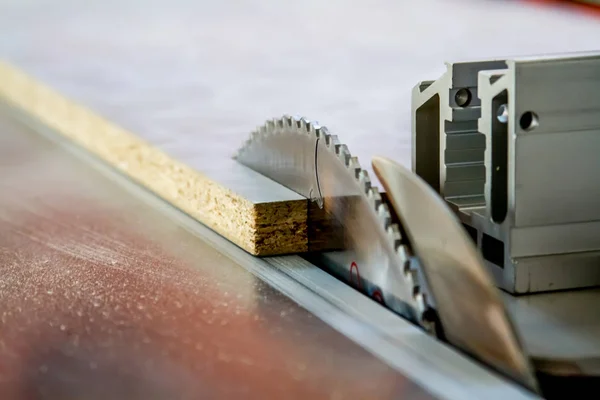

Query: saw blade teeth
[406,264,419,285]
[377,203,392,229]
[359,171,372,193]
[292,115,308,131]
[386,224,403,249]
[283,115,294,128]
[348,157,361,179]
[306,119,315,133]
[276,117,285,129]
[310,121,321,135]
[325,133,339,150]
[367,188,382,210]
[291,115,300,128]
[396,245,411,272]
[265,119,276,131]
[414,292,429,320]
[336,144,351,165]
[403,269,417,297]
[314,124,326,139]
[367,189,380,211]
[300,117,312,132]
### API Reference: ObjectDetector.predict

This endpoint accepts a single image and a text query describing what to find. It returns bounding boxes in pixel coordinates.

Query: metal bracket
[411,52,600,294]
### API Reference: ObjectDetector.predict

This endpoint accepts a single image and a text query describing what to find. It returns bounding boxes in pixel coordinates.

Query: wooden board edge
[0,60,308,256]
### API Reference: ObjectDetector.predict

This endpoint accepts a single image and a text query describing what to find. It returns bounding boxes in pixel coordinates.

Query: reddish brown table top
[0,112,438,399]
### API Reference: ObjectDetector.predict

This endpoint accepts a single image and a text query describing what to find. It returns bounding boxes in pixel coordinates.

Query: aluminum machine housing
[411,53,600,294]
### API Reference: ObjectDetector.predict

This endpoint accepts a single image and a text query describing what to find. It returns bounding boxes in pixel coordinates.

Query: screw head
[455,88,472,107]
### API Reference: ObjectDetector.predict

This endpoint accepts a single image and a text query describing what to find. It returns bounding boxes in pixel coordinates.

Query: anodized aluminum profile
[411,52,600,294]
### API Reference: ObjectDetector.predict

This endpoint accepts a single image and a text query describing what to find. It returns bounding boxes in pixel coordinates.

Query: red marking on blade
[349,261,362,289]
[372,290,384,305]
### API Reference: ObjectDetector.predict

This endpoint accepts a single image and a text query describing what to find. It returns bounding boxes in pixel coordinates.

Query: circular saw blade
[234,116,432,329]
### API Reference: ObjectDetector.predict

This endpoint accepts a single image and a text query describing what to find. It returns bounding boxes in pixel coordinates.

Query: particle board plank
[0,62,307,256]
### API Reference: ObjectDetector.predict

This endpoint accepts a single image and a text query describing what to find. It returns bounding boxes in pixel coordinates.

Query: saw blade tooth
[276,117,286,129]
[291,115,300,128]
[406,264,418,286]
[377,203,392,229]
[414,292,429,320]
[336,144,351,165]
[406,260,428,317]
[325,133,339,150]
[396,245,411,273]
[309,121,321,135]
[348,156,361,179]
[386,224,402,249]
[404,271,417,300]
[265,119,277,132]
[299,117,312,132]
[308,120,317,133]
[292,115,308,131]
[283,115,294,127]
[360,171,372,193]
[367,188,381,210]
[315,125,329,141]
[411,276,422,299]
[315,128,325,141]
